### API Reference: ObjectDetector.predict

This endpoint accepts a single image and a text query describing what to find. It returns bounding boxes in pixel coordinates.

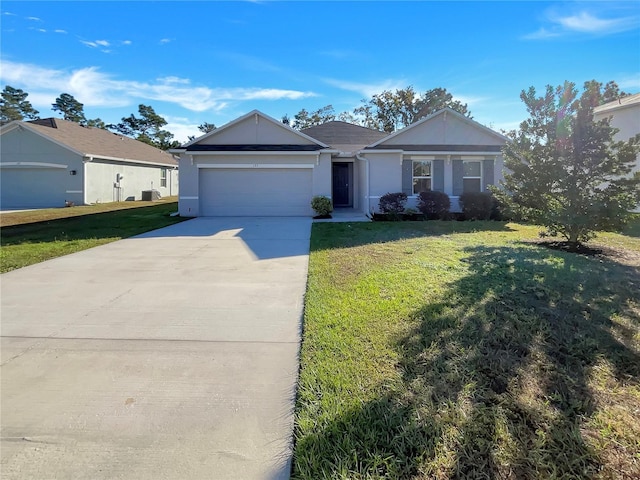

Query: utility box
[142,190,161,201]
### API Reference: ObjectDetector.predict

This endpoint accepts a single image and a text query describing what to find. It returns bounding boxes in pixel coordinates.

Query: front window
[463,161,482,193]
[412,161,431,194]
[160,168,167,187]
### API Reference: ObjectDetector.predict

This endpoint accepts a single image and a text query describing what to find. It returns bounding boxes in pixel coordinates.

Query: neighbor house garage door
[0,167,68,208]
[199,168,313,216]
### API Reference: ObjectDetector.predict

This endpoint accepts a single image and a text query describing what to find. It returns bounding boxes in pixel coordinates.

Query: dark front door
[332,163,352,207]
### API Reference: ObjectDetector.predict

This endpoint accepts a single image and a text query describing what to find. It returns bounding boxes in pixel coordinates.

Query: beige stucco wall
[594,101,640,211]
[85,160,178,204]
[594,102,640,176]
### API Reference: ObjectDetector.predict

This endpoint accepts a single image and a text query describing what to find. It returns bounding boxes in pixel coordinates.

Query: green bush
[379,192,408,214]
[417,191,450,219]
[459,192,493,220]
[311,195,333,216]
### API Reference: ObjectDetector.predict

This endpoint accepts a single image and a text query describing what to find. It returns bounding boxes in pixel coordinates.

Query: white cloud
[26,16,41,21]
[451,94,488,107]
[163,116,202,143]
[122,40,132,45]
[524,8,639,39]
[556,11,636,34]
[618,73,640,90]
[159,38,172,44]
[0,60,317,113]
[81,39,112,52]
[54,29,67,34]
[323,78,406,98]
[522,27,563,40]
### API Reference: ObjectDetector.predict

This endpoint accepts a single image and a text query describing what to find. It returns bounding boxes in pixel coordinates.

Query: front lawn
[0,201,187,273]
[293,221,640,479]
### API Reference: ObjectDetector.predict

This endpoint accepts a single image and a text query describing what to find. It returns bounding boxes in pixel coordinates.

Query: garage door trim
[198,163,314,169]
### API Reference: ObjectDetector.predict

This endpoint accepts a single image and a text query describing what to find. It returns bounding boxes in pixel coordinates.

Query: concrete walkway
[0,217,311,480]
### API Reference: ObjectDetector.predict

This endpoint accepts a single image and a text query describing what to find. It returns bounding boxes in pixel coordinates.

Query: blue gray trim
[402,159,412,195]
[432,159,445,192]
[483,158,495,191]
[452,159,464,196]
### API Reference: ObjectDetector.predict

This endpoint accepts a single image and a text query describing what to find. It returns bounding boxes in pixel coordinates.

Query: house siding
[85,160,177,204]
[0,127,84,208]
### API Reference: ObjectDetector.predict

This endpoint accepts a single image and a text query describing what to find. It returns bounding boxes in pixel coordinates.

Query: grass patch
[0,201,187,273]
[293,221,640,479]
[0,196,179,227]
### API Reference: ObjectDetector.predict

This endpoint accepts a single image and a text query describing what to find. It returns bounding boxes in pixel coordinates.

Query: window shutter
[483,158,494,191]
[432,159,445,192]
[452,159,464,196]
[402,159,412,195]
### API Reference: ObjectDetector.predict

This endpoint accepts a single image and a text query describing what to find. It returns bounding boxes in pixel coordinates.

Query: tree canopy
[0,85,39,125]
[110,104,180,150]
[288,87,471,132]
[292,105,336,130]
[52,93,87,123]
[495,80,639,246]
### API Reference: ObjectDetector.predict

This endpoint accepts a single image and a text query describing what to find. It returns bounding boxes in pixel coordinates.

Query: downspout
[83,155,93,205]
[356,152,369,215]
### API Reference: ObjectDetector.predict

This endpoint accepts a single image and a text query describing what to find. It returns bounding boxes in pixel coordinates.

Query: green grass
[293,221,640,479]
[0,201,187,273]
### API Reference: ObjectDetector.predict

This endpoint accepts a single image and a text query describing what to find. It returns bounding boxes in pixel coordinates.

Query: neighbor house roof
[3,118,177,167]
[301,121,388,153]
[594,93,640,115]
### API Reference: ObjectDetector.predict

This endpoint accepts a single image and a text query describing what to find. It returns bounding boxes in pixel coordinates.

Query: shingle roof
[185,144,323,152]
[301,121,388,152]
[594,93,640,114]
[21,118,177,166]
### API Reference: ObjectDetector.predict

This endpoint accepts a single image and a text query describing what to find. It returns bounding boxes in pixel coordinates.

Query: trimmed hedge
[379,192,408,215]
[459,191,493,220]
[417,191,451,220]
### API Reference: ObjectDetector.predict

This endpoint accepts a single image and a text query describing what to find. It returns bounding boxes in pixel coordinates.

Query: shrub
[311,195,333,217]
[379,192,408,214]
[417,191,450,219]
[459,192,493,220]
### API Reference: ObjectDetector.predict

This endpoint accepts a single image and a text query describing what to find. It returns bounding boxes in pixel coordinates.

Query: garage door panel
[199,169,313,216]
[0,168,67,208]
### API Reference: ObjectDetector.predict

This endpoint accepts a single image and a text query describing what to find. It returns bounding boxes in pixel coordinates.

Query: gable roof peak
[367,107,508,148]
[183,109,329,148]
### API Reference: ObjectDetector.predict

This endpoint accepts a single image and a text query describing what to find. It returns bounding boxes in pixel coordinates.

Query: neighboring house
[593,92,640,183]
[173,109,507,217]
[0,118,178,209]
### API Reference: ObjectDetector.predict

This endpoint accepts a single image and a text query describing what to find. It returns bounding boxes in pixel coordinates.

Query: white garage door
[0,168,67,208]
[199,168,313,216]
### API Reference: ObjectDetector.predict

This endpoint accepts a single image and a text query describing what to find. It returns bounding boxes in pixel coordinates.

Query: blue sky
[1,1,639,142]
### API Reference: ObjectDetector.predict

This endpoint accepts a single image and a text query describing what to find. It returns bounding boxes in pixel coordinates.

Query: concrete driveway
[1,217,311,480]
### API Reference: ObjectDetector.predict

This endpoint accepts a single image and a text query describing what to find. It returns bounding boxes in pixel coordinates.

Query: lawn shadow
[293,244,640,479]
